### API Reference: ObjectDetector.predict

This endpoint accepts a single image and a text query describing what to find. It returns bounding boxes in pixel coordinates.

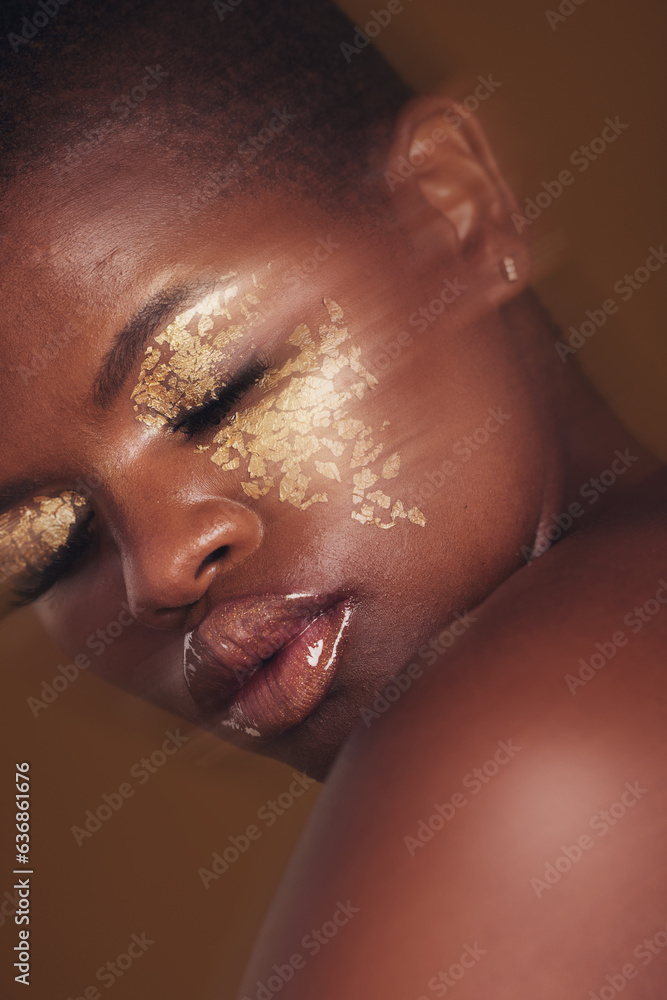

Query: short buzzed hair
[0,0,413,214]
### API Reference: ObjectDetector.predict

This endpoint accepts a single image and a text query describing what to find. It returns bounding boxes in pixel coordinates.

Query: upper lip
[183,592,338,711]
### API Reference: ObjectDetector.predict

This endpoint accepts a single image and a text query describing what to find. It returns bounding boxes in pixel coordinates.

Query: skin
[1,93,665,995]
[241,490,667,998]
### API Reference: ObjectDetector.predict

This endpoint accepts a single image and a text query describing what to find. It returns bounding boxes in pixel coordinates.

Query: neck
[508,290,660,538]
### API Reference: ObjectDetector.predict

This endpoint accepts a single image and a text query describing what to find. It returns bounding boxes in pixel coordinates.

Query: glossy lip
[183,593,353,740]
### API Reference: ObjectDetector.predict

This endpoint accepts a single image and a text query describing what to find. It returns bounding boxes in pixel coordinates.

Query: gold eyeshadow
[131,274,256,428]
[0,492,88,587]
[130,281,425,529]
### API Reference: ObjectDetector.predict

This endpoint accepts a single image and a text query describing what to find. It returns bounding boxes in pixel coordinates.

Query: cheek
[206,299,427,532]
[34,571,178,698]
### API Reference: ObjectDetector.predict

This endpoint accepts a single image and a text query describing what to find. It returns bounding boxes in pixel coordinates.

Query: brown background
[1,1,665,997]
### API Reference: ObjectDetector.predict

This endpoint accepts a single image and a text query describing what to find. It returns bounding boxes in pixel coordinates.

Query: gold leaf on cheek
[382,452,401,479]
[128,282,426,528]
[323,298,344,324]
[241,479,274,500]
[366,490,391,509]
[209,298,426,527]
[314,461,341,482]
[320,438,345,458]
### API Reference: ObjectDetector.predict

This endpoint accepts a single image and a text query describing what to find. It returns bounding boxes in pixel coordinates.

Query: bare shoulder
[239,472,667,1000]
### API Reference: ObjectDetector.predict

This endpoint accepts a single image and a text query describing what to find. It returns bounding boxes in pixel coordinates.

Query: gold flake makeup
[131,275,255,428]
[209,297,425,528]
[130,283,425,529]
[0,492,89,601]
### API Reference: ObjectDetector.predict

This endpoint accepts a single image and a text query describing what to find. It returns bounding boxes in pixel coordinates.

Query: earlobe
[386,95,531,302]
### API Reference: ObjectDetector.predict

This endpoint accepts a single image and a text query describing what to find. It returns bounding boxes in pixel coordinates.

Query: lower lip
[217,599,353,740]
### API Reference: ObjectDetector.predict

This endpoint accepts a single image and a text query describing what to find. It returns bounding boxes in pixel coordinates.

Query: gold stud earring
[500,255,519,283]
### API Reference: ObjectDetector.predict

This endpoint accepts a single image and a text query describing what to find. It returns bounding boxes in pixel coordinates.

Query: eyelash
[12,354,272,606]
[171,354,271,439]
[10,513,96,608]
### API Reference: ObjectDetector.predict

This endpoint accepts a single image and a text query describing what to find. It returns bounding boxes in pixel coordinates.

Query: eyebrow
[92,282,210,409]
[0,281,219,516]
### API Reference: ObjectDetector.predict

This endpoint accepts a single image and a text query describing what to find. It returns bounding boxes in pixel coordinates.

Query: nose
[118,496,263,629]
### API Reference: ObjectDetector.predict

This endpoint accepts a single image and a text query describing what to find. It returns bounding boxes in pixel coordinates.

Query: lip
[184,593,353,739]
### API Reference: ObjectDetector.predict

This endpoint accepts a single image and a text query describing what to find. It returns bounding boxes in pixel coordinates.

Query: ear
[385,95,530,309]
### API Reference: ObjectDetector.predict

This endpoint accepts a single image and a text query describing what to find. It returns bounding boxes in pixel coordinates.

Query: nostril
[199,545,230,571]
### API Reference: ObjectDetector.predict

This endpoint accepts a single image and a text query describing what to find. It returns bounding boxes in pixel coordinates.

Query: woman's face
[0,128,544,776]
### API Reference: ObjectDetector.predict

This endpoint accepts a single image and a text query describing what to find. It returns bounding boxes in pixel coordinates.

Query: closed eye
[171,354,271,439]
[10,356,271,606]
[9,512,96,608]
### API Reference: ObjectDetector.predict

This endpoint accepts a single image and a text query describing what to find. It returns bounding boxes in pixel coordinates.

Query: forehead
[4,139,254,315]
[0,130,348,375]
[0,135,378,484]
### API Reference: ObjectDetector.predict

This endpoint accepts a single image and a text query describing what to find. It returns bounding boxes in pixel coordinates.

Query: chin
[203,682,365,782]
